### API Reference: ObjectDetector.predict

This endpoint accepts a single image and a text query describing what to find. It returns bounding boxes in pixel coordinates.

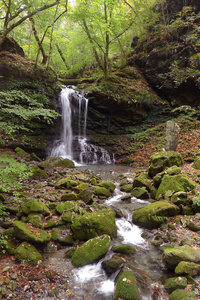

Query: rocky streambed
[0,149,200,299]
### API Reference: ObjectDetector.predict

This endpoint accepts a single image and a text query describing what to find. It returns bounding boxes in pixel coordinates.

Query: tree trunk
[29,17,48,65]
[56,43,69,69]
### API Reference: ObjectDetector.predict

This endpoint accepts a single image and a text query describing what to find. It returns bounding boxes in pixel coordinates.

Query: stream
[44,164,166,300]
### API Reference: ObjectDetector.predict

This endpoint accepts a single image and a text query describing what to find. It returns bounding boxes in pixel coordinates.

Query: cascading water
[49,86,114,164]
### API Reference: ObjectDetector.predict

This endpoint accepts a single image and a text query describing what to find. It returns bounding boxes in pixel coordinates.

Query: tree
[0,0,61,48]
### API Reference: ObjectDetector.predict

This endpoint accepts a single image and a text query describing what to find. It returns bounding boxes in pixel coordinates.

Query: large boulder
[71,209,117,240]
[148,151,184,178]
[155,174,196,201]
[164,276,187,293]
[132,201,180,229]
[133,172,151,191]
[38,157,75,172]
[163,245,200,270]
[169,289,197,300]
[98,180,116,192]
[15,242,42,265]
[21,200,50,216]
[13,221,51,244]
[71,235,110,267]
[113,269,140,300]
[175,261,200,276]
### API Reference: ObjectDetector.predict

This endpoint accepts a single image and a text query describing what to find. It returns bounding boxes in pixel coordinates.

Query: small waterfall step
[49,86,114,165]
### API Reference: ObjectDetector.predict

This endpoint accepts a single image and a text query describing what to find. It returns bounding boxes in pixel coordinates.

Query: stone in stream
[15,241,42,265]
[175,261,200,276]
[164,276,187,293]
[169,289,196,300]
[165,120,180,151]
[113,269,140,300]
[101,255,125,276]
[112,244,136,254]
[71,234,111,267]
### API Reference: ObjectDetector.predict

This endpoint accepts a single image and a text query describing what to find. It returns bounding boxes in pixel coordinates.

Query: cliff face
[132,0,200,107]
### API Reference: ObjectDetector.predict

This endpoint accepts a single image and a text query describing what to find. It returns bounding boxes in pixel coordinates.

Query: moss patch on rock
[113,270,140,300]
[21,199,50,216]
[71,235,110,267]
[15,241,42,265]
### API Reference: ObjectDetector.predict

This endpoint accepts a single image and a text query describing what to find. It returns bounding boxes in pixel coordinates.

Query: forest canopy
[0,0,160,77]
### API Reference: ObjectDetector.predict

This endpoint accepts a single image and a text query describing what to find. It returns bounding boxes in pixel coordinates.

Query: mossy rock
[171,192,188,206]
[98,181,116,192]
[21,199,50,216]
[175,261,200,276]
[44,218,57,229]
[148,151,184,178]
[155,174,196,201]
[38,157,75,171]
[186,221,200,232]
[55,178,78,189]
[27,213,44,228]
[163,245,200,270]
[71,235,111,267]
[169,289,197,300]
[131,187,149,199]
[133,172,150,191]
[78,187,94,204]
[15,242,42,265]
[113,270,140,300]
[30,167,48,180]
[112,244,136,254]
[101,255,125,276]
[51,228,74,245]
[55,201,75,215]
[13,221,51,244]
[61,193,77,201]
[15,147,31,160]
[164,276,187,293]
[71,210,117,240]
[94,186,111,198]
[61,211,72,223]
[192,157,200,170]
[120,184,133,193]
[153,166,182,189]
[132,201,180,229]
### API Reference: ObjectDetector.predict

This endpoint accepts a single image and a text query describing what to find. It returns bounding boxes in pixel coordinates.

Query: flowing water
[49,86,114,165]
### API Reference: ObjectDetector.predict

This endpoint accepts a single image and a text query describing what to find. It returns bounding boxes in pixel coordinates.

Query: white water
[50,86,114,164]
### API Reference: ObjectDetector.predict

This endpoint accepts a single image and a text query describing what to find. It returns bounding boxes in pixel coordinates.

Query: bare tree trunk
[56,43,69,69]
[29,17,48,65]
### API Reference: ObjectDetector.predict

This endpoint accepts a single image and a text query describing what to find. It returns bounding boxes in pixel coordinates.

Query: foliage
[0,153,33,192]
[0,89,60,136]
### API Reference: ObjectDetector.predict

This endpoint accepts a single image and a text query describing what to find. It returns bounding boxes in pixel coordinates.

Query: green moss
[21,199,50,216]
[169,289,196,300]
[31,167,48,180]
[15,241,42,265]
[131,187,149,199]
[94,186,111,198]
[71,210,117,240]
[55,201,74,215]
[112,245,136,254]
[27,213,44,228]
[98,181,116,192]
[120,184,133,193]
[71,235,110,267]
[175,261,200,276]
[113,270,140,300]
[61,193,77,201]
[133,172,150,191]
[192,157,200,170]
[164,276,187,292]
[132,201,180,229]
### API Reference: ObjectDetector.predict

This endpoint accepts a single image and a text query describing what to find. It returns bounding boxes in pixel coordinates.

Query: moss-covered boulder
[55,178,78,189]
[38,157,75,171]
[175,261,200,276]
[51,228,74,245]
[27,213,44,228]
[163,245,200,270]
[101,255,125,276]
[94,186,111,198]
[31,167,48,180]
[113,270,140,300]
[21,200,50,216]
[148,151,184,178]
[133,172,151,191]
[112,244,136,254]
[132,201,180,229]
[155,174,196,201]
[171,192,188,206]
[131,187,149,199]
[78,187,94,204]
[98,181,116,192]
[164,276,187,293]
[71,210,117,240]
[71,235,110,267]
[120,184,133,193]
[192,157,200,170]
[15,242,42,265]
[61,193,77,201]
[153,166,182,189]
[13,221,51,244]
[169,289,196,300]
[55,201,75,215]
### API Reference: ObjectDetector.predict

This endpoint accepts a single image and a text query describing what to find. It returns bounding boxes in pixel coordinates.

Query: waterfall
[49,86,114,164]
